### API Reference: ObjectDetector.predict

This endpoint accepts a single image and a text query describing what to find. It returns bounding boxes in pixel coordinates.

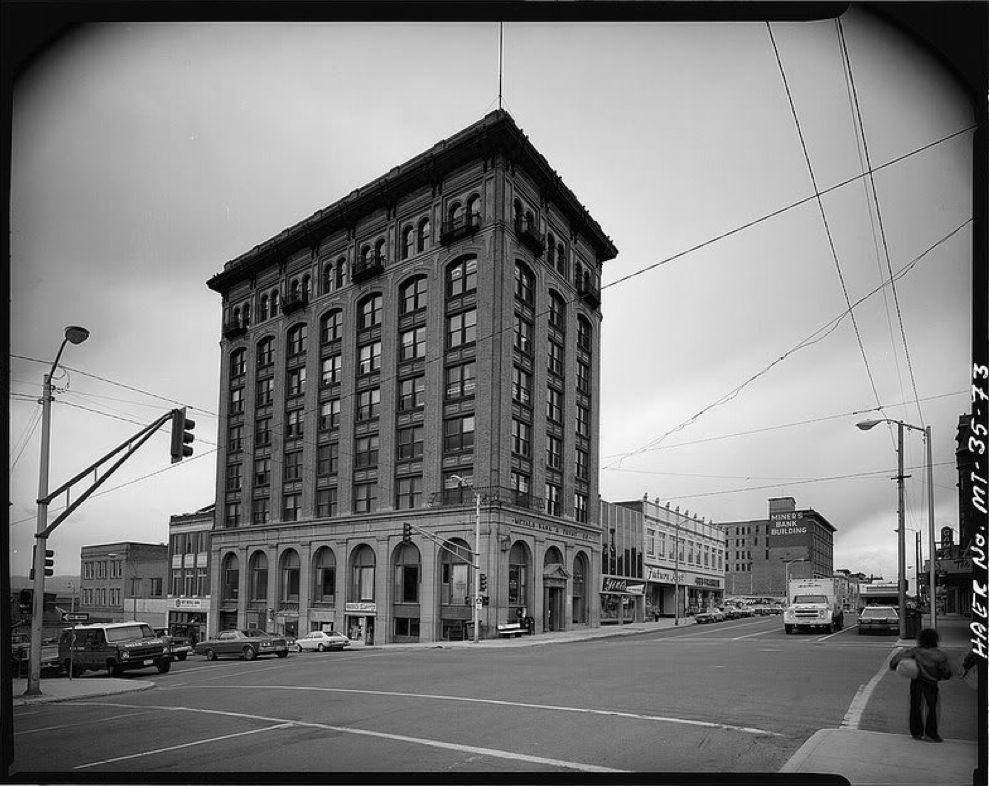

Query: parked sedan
[195,629,290,661]
[695,607,725,624]
[295,630,351,653]
[857,606,899,635]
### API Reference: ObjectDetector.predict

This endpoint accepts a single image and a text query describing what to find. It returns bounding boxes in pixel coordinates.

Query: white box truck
[783,578,845,634]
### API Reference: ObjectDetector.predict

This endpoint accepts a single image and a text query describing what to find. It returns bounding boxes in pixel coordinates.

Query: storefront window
[351,544,376,603]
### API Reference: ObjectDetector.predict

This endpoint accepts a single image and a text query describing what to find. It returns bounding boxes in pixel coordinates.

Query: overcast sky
[8,9,976,589]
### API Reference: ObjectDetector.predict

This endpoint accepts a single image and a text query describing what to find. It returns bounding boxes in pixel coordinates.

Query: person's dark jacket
[890,646,954,683]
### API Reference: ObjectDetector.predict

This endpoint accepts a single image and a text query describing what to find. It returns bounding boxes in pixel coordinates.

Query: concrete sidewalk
[781,613,982,786]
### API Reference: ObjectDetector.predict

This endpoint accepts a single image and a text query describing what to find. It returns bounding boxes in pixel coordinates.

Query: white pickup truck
[783,578,845,634]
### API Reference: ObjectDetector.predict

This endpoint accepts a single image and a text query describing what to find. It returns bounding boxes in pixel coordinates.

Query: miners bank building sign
[768,510,809,546]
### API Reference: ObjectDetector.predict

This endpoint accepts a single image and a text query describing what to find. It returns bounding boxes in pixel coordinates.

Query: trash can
[905,608,922,639]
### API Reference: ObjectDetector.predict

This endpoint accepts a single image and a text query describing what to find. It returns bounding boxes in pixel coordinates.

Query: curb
[12,680,156,707]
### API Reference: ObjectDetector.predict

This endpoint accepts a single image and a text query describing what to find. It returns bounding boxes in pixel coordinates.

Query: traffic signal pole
[26,369,55,696]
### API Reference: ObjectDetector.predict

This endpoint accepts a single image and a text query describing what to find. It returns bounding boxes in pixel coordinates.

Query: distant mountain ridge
[10,575,81,594]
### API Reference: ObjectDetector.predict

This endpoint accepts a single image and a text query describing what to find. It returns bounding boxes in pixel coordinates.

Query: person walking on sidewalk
[889,627,954,742]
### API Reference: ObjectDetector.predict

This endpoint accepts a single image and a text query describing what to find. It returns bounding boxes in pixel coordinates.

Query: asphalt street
[9,614,979,775]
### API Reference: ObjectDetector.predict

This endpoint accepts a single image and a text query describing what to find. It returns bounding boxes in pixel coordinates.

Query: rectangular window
[319,399,340,431]
[257,378,274,407]
[230,387,244,415]
[546,434,563,470]
[282,493,301,522]
[395,476,422,509]
[321,355,342,387]
[253,497,270,524]
[226,463,242,492]
[514,315,532,355]
[510,470,530,506]
[284,450,303,482]
[358,341,382,375]
[354,435,380,469]
[321,312,342,344]
[286,409,304,440]
[353,482,377,514]
[397,425,424,460]
[399,327,426,362]
[548,341,564,378]
[396,565,420,605]
[356,388,381,421]
[574,492,588,523]
[445,362,476,400]
[577,360,591,394]
[446,309,477,348]
[287,367,306,398]
[576,447,589,480]
[254,457,271,486]
[545,483,561,516]
[255,417,271,447]
[546,388,563,425]
[576,404,590,438]
[225,502,240,527]
[316,487,338,517]
[512,366,531,406]
[511,419,531,457]
[258,341,274,368]
[229,425,244,453]
[508,564,526,604]
[443,415,475,452]
[317,442,338,477]
[398,375,426,411]
[197,568,209,596]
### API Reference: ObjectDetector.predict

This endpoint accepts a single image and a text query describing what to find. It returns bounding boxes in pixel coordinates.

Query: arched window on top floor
[231,307,241,328]
[374,238,386,262]
[303,275,312,301]
[555,242,566,276]
[546,232,556,265]
[513,199,523,225]
[242,303,251,327]
[322,264,333,295]
[270,289,280,317]
[466,194,480,223]
[417,217,431,252]
[260,294,269,322]
[402,225,415,260]
[335,257,347,289]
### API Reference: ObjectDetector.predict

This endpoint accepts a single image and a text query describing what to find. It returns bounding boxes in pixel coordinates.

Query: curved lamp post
[26,326,90,696]
[783,558,809,601]
[857,417,936,637]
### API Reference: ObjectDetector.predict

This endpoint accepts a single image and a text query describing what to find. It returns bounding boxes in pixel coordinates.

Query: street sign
[62,612,89,622]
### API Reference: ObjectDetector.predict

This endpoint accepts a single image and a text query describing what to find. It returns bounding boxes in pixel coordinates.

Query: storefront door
[346,615,375,645]
[543,586,564,631]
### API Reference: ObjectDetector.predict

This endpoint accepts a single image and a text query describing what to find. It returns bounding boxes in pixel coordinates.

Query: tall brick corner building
[205,110,617,643]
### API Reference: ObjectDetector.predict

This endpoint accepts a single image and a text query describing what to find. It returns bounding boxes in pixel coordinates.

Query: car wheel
[108,662,123,677]
[317,643,326,652]
[784,625,793,635]
[243,646,257,661]
[205,648,217,661]
[156,658,171,674]
[177,652,188,661]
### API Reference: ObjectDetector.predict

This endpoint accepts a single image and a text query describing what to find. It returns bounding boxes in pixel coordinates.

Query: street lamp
[26,325,90,697]
[857,417,937,636]
[451,474,481,644]
[673,517,680,626]
[783,558,809,602]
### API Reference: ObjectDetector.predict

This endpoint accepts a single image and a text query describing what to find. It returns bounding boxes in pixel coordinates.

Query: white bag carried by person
[896,657,920,679]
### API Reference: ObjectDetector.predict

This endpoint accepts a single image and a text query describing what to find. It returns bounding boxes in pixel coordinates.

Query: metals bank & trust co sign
[768,510,809,546]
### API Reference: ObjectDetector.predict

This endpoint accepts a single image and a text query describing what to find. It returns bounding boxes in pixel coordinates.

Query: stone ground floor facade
[207,502,602,644]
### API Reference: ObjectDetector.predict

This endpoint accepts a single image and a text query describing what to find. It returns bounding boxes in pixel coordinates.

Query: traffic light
[18,588,33,610]
[170,407,196,463]
[479,573,487,593]
[402,523,412,542]
[29,546,55,578]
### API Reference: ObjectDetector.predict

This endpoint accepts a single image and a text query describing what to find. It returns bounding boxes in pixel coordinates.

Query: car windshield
[244,629,271,638]
[105,624,155,642]
[793,595,828,604]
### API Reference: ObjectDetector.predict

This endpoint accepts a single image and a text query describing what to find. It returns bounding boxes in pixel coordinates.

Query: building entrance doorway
[346,615,375,645]
[543,586,564,631]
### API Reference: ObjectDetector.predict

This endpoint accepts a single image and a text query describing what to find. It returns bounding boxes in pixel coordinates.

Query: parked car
[695,607,725,624]
[58,622,171,677]
[733,605,754,618]
[857,606,899,635]
[195,629,290,661]
[154,628,192,661]
[295,630,350,652]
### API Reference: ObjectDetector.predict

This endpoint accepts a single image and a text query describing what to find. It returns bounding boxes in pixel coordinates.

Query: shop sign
[345,602,376,614]
[172,598,204,610]
[646,567,676,583]
[601,577,644,595]
[694,577,721,588]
